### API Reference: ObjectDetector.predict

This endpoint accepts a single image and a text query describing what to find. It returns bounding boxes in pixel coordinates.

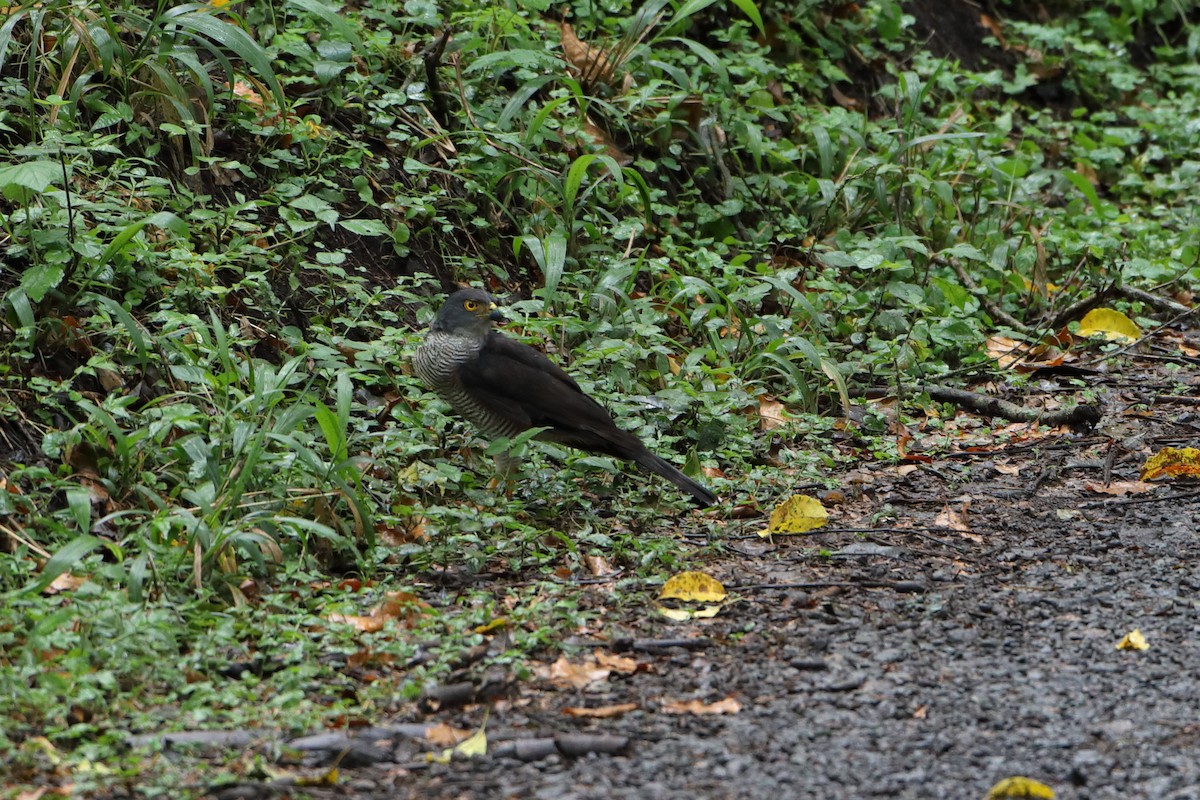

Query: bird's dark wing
[455,332,644,458]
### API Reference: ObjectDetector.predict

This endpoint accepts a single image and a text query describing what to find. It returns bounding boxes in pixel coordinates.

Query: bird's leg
[487,449,521,494]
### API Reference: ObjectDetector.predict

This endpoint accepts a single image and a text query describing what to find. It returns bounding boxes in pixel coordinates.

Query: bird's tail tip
[637,453,718,507]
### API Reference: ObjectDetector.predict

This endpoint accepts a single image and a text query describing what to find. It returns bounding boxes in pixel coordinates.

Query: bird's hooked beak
[488,303,507,324]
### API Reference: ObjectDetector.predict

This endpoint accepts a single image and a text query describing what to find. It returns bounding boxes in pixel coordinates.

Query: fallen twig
[921,384,1102,429]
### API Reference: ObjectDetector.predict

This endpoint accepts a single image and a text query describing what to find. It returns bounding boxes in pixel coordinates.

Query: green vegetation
[1,0,1197,791]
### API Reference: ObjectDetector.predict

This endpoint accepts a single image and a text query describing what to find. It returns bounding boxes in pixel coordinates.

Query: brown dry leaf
[985,334,1063,372]
[376,516,428,546]
[994,463,1022,476]
[662,696,742,715]
[935,501,981,542]
[830,84,861,109]
[44,573,87,595]
[423,723,474,747]
[978,13,1007,47]
[427,716,488,763]
[582,116,631,165]
[1083,481,1154,496]
[594,650,638,674]
[563,703,638,718]
[583,553,616,577]
[1140,447,1200,481]
[758,395,787,431]
[560,22,615,85]
[327,590,429,633]
[229,80,265,108]
[546,655,611,689]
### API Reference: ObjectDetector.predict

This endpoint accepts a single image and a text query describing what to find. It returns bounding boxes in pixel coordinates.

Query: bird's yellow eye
[463,300,481,311]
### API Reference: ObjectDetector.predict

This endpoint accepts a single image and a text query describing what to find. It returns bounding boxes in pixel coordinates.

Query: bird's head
[430,288,507,336]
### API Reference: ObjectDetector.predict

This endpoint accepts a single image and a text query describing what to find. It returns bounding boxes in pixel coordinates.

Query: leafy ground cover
[1,0,1199,795]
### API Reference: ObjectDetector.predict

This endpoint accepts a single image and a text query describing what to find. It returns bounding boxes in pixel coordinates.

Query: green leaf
[464,49,559,75]
[726,0,764,34]
[166,9,285,108]
[20,264,65,303]
[1062,170,1107,212]
[340,218,390,236]
[0,160,61,199]
[286,0,362,46]
[98,212,189,268]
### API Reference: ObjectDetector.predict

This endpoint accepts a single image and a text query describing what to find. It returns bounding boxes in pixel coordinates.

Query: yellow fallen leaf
[1140,447,1200,481]
[985,776,1055,799]
[428,713,487,763]
[453,725,487,757]
[759,494,828,537]
[1077,308,1140,343]
[657,604,724,621]
[473,616,509,635]
[660,571,727,602]
[658,606,692,621]
[1116,629,1149,651]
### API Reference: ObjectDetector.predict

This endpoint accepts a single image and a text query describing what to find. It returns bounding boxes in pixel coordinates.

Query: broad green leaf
[0,160,61,198]
[20,264,65,303]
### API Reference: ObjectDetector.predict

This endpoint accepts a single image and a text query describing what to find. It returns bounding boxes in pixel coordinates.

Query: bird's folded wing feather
[456,333,641,456]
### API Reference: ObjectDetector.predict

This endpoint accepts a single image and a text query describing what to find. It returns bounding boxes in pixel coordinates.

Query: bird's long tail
[633,451,718,507]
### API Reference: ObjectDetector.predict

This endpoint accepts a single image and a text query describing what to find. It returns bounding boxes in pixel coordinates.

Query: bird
[413,288,718,507]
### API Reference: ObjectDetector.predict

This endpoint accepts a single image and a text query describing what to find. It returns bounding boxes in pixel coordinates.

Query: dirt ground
[193,352,1200,800]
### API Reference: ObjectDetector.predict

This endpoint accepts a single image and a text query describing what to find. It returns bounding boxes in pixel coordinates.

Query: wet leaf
[1116,629,1149,651]
[659,571,727,602]
[758,494,828,537]
[1077,308,1140,343]
[1140,447,1200,481]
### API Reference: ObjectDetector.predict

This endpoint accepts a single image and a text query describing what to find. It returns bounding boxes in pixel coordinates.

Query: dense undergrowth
[1,0,1198,790]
